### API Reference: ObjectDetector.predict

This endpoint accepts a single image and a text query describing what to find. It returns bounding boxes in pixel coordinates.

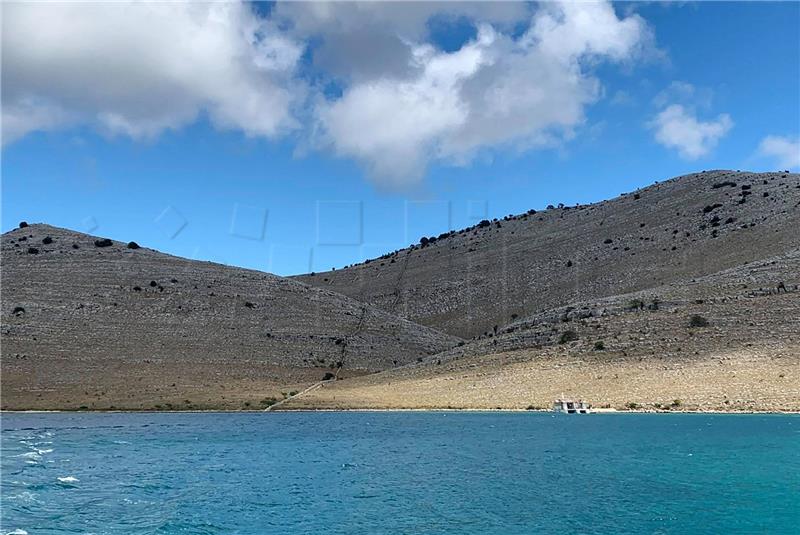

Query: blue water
[1,412,798,534]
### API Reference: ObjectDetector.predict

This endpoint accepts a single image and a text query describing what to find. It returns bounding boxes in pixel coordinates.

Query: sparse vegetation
[689,315,709,328]
[42,236,53,245]
[628,299,645,311]
[559,330,578,344]
[12,306,25,316]
[19,221,29,229]
[260,397,278,407]
[593,340,605,351]
[94,238,113,248]
[127,241,140,249]
[625,402,640,410]
[27,247,39,255]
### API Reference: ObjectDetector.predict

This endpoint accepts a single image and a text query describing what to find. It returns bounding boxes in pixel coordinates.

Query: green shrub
[689,315,709,327]
[593,340,605,351]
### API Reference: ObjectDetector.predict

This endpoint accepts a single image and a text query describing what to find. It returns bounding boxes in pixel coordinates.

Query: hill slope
[1,224,459,410]
[296,171,800,339]
[284,248,800,411]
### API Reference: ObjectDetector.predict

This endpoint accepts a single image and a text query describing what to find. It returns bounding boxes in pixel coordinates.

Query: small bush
[244,301,255,308]
[477,219,491,228]
[593,340,605,351]
[72,244,80,249]
[42,236,53,245]
[559,330,578,344]
[671,399,682,407]
[12,306,25,316]
[603,238,613,244]
[628,299,645,311]
[689,315,709,328]
[127,241,140,249]
[322,372,336,381]
[27,247,39,255]
[19,221,29,228]
[94,238,113,248]
[625,402,640,410]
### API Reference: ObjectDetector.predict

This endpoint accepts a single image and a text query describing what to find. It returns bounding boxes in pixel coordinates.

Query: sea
[1,412,798,534]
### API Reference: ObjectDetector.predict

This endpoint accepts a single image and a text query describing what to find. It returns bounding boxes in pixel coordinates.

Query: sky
[2,1,799,276]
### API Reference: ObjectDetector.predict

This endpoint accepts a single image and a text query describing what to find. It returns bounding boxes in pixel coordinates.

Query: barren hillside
[284,248,800,411]
[296,171,800,339]
[1,224,459,410]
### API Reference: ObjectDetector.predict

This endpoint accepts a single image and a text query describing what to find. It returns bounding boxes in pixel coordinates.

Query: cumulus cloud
[648,82,732,160]
[313,1,653,185]
[2,2,303,144]
[3,1,656,186]
[756,135,800,170]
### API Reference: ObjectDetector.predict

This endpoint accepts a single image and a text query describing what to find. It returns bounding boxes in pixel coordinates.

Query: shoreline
[3,408,799,415]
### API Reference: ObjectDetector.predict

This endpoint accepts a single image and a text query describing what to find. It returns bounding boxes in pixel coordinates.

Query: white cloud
[313,1,653,185]
[649,83,732,160]
[757,135,800,170]
[2,2,304,144]
[3,1,656,187]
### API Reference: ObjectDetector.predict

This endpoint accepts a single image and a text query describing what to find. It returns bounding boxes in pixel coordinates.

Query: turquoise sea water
[1,412,798,534]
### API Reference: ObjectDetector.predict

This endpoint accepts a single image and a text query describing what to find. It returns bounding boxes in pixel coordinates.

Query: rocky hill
[284,247,800,411]
[1,224,459,410]
[296,171,800,339]
[3,170,798,411]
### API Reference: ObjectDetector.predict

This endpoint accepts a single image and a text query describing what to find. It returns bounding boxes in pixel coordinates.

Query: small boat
[552,398,592,414]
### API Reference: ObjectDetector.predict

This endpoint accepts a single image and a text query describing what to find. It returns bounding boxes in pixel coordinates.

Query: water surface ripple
[1,412,798,534]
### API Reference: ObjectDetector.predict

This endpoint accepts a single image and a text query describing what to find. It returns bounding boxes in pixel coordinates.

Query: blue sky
[2,1,799,275]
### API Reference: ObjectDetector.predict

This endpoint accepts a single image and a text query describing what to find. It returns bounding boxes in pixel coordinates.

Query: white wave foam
[57,476,79,483]
[5,529,29,535]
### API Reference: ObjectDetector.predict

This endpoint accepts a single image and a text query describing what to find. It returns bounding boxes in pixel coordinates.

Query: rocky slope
[284,248,800,411]
[1,224,459,409]
[296,171,800,339]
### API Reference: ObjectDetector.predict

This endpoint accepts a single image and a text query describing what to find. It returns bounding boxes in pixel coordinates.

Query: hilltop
[296,171,800,339]
[1,224,459,410]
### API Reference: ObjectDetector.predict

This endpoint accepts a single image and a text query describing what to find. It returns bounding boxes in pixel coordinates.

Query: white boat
[552,398,592,414]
